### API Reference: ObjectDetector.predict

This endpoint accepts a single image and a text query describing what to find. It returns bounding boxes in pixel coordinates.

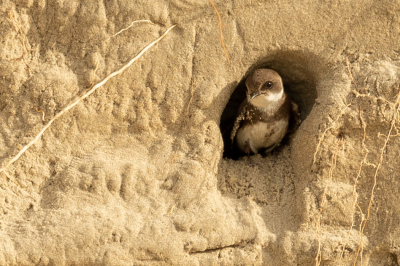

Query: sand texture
[1,0,400,265]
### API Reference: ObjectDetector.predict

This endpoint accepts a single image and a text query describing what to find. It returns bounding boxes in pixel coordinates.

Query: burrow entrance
[220,51,320,159]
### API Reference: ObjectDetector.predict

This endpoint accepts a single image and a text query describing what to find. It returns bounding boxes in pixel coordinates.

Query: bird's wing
[230,101,248,144]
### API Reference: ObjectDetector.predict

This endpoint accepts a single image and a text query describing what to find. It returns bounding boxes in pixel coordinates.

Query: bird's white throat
[250,90,284,112]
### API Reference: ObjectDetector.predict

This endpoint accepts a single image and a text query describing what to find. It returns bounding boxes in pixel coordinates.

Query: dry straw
[0,24,176,176]
[208,0,230,63]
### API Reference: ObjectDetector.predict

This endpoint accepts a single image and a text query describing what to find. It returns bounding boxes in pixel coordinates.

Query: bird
[230,68,299,156]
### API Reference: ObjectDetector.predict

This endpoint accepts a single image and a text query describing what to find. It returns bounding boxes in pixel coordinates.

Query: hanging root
[314,58,358,165]
[0,24,176,176]
[313,103,350,164]
[315,138,342,266]
[353,90,400,265]
[107,19,154,40]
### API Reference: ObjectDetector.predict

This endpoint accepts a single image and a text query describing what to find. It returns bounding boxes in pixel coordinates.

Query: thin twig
[208,0,230,63]
[108,20,154,40]
[352,90,392,105]
[167,204,176,217]
[2,170,21,187]
[341,106,368,262]
[352,102,369,217]
[0,25,176,175]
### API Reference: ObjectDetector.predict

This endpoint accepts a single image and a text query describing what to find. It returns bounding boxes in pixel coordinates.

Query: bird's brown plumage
[231,69,299,154]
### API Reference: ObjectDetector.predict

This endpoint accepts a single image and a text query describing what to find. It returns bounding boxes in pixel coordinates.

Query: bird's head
[245,69,284,109]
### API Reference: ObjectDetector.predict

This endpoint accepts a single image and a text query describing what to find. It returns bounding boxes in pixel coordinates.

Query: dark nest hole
[220,51,320,160]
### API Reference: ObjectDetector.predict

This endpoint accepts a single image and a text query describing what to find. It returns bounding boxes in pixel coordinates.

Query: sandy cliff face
[1,0,400,265]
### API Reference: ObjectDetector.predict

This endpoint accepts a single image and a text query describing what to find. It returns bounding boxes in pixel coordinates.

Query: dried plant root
[0,25,176,175]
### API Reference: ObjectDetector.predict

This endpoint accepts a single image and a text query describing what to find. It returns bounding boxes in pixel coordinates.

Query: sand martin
[231,68,299,155]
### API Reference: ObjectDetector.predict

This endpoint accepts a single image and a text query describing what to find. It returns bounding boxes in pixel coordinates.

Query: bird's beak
[250,93,260,100]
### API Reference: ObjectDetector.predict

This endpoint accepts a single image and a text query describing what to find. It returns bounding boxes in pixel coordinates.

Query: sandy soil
[1,0,400,265]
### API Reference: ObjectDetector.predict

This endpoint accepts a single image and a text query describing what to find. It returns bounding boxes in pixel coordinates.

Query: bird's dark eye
[266,81,273,88]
